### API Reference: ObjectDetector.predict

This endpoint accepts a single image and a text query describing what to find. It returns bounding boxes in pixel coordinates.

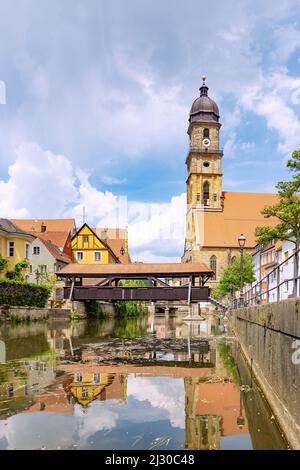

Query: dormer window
[203,128,210,139]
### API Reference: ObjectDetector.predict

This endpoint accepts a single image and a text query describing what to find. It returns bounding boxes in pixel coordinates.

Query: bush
[0,279,51,307]
[113,300,148,317]
[113,280,148,318]
[0,256,8,273]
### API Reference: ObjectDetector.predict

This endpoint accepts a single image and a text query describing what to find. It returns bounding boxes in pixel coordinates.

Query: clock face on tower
[202,138,211,147]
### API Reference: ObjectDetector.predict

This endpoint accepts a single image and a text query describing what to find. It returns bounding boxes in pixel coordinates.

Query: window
[210,255,217,280]
[203,128,210,139]
[93,373,100,384]
[8,241,15,257]
[203,181,210,206]
[76,252,84,261]
[203,161,210,168]
[30,265,33,274]
[94,252,102,262]
[82,388,89,398]
[76,372,83,382]
[83,235,89,243]
[7,383,14,398]
[33,246,40,255]
[25,243,30,260]
[40,265,47,273]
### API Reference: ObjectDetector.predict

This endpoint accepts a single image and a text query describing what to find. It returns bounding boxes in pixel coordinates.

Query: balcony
[187,147,223,157]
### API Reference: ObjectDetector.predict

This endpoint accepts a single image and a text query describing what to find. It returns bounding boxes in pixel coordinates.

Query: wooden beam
[64,286,210,302]
[68,278,75,301]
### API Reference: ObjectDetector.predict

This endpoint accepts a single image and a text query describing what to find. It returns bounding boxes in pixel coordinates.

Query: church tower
[183,76,223,262]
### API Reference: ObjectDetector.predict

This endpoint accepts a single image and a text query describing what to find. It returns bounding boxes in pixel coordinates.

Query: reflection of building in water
[184,378,248,450]
[176,316,219,339]
[152,314,220,340]
[69,372,127,406]
[0,359,56,418]
[25,377,74,416]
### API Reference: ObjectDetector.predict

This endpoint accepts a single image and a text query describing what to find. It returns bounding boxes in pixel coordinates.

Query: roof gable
[72,224,119,261]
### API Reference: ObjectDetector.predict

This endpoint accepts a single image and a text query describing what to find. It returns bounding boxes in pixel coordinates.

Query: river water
[0,312,289,450]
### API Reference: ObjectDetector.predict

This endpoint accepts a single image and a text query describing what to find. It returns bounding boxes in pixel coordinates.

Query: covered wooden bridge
[57,262,213,303]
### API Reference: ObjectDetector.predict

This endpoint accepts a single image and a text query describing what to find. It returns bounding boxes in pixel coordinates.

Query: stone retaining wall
[228,299,300,449]
[0,305,71,321]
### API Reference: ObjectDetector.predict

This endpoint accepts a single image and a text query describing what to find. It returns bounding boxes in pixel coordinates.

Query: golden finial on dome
[202,74,206,84]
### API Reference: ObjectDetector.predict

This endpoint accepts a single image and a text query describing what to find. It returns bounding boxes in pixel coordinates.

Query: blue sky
[0,0,300,260]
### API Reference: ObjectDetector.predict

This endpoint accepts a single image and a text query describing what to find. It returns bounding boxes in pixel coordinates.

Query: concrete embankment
[228,299,300,449]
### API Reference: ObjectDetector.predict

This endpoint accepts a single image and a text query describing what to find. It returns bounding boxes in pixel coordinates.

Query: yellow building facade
[71,224,119,264]
[0,219,34,277]
[70,371,127,406]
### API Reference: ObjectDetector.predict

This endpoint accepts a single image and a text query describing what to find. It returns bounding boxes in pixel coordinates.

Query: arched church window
[203,181,210,206]
[203,128,210,139]
[210,255,217,280]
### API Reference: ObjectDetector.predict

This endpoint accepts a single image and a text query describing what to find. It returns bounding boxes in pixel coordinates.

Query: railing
[234,249,300,308]
[187,147,224,156]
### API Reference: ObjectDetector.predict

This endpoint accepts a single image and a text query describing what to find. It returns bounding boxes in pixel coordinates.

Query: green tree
[255,149,300,296]
[212,254,255,300]
[0,256,8,273]
[34,264,57,292]
[6,259,30,281]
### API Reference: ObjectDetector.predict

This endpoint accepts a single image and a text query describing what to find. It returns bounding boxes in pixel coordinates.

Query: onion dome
[189,75,220,123]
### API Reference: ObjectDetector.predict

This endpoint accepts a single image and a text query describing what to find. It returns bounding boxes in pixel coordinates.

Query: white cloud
[239,71,300,156]
[0,142,186,261]
[127,376,185,429]
[0,142,77,217]
[272,24,300,61]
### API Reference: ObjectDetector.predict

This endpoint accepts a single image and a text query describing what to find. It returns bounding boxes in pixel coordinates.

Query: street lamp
[238,234,246,307]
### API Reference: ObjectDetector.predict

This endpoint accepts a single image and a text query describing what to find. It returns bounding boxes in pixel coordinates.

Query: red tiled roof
[0,218,35,239]
[57,262,212,277]
[11,218,76,233]
[93,227,131,264]
[201,192,279,248]
[35,231,70,251]
[39,239,71,264]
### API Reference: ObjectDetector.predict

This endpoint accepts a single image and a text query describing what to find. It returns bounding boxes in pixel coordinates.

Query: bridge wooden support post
[187,276,192,305]
[69,278,75,301]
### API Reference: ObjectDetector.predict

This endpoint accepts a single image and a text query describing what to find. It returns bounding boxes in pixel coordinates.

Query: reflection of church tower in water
[184,377,222,450]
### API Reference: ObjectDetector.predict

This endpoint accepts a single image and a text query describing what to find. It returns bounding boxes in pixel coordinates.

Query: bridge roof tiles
[57,262,212,278]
